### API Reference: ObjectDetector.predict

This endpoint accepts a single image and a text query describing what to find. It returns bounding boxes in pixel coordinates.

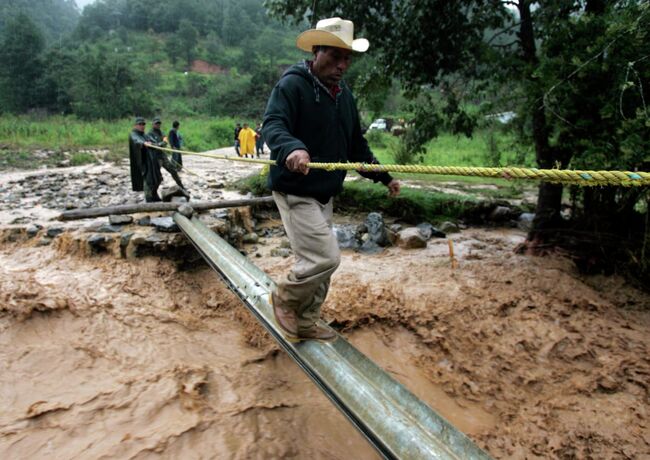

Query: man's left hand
[387,179,400,197]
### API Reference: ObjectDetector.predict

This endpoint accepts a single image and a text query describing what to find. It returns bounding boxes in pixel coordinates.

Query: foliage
[0,115,238,152]
[0,14,46,113]
[0,0,79,44]
[233,173,269,196]
[176,19,199,67]
[336,181,479,224]
[364,130,387,148]
[69,151,97,166]
[70,47,157,120]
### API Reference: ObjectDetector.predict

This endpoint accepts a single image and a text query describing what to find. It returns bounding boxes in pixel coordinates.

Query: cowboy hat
[296,17,369,53]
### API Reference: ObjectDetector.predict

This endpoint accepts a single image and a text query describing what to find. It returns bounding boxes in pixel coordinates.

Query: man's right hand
[285,149,310,175]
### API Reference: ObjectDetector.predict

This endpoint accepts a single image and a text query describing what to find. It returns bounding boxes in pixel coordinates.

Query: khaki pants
[272,192,340,329]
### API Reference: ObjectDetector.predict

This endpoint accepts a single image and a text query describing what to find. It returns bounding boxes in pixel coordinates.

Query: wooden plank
[58,196,275,221]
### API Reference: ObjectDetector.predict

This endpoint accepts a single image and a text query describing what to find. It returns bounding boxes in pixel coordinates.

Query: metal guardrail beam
[174,213,493,460]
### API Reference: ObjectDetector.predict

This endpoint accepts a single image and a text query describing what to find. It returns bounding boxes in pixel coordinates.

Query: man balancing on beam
[262,17,400,342]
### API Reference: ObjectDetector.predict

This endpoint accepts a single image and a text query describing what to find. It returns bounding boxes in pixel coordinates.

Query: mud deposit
[1,225,649,459]
[1,151,649,459]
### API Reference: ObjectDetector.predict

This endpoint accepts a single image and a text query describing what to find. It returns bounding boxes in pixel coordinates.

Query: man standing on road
[143,117,187,202]
[262,17,400,342]
[168,120,183,167]
[129,117,148,194]
[255,122,264,157]
[234,122,242,156]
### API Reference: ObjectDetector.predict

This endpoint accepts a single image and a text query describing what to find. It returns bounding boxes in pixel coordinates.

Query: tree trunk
[58,196,275,221]
[517,0,565,249]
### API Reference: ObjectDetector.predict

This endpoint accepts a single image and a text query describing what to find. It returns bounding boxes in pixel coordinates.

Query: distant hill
[0,0,79,43]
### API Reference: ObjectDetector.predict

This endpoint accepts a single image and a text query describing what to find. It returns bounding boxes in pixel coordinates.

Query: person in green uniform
[144,117,186,202]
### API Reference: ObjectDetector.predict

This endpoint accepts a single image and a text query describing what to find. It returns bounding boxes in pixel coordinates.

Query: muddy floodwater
[1,156,649,459]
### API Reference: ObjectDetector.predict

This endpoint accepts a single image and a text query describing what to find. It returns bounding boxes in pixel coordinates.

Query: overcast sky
[75,0,97,10]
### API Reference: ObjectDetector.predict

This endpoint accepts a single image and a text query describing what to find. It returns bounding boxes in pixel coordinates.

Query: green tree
[71,46,155,119]
[176,19,199,67]
[266,0,650,280]
[0,0,79,44]
[0,14,45,113]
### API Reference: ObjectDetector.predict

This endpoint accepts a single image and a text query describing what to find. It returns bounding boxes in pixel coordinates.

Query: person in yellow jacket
[238,123,257,158]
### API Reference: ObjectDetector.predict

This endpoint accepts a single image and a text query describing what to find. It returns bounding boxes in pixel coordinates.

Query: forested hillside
[0,0,79,42]
[0,0,311,119]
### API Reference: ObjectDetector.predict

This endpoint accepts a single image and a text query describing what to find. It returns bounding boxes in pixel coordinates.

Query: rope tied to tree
[147,144,650,187]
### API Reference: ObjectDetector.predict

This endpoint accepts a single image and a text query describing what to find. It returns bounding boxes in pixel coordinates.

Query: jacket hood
[281,60,343,104]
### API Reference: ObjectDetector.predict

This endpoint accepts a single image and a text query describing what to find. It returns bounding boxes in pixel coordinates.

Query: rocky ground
[0,151,648,459]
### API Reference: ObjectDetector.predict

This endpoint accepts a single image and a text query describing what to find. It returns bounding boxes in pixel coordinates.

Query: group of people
[234,122,265,158]
[129,117,187,202]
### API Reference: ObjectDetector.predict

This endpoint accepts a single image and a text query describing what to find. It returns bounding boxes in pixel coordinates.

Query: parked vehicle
[368,118,393,131]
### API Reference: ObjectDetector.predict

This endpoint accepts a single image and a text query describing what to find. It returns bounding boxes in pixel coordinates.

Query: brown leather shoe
[270,292,299,340]
[297,324,337,342]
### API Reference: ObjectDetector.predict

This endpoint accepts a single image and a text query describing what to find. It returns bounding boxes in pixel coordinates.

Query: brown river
[1,157,649,459]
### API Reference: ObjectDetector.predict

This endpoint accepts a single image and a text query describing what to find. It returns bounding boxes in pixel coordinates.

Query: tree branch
[486,22,521,45]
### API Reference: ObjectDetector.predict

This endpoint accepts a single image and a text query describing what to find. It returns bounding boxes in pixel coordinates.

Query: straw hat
[296,17,369,53]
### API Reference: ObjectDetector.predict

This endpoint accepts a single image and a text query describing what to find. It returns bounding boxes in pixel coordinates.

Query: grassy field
[0,115,255,156]
[0,116,536,203]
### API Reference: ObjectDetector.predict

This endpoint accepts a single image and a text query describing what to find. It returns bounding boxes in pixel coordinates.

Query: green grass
[0,149,67,169]
[0,115,239,160]
[368,130,534,169]
[70,152,97,166]
[336,180,480,223]
[232,172,526,223]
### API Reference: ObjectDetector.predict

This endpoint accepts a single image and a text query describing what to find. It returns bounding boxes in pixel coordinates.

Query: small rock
[389,223,402,233]
[178,204,194,218]
[98,224,122,233]
[46,227,64,238]
[120,232,134,249]
[109,215,134,225]
[440,221,460,234]
[517,212,535,232]
[170,196,188,204]
[145,233,167,246]
[334,224,359,250]
[243,232,259,244]
[279,239,291,249]
[150,216,179,233]
[137,216,151,226]
[129,233,147,246]
[489,205,514,222]
[88,234,110,252]
[365,212,390,246]
[168,233,187,247]
[26,224,42,238]
[397,227,427,249]
[37,237,52,246]
[83,222,104,233]
[416,222,446,240]
[271,247,291,258]
[161,185,190,202]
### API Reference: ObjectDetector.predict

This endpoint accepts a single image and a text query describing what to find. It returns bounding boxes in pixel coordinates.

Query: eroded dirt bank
[1,226,649,459]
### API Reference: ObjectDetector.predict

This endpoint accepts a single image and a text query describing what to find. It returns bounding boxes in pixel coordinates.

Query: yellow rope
[147,144,650,187]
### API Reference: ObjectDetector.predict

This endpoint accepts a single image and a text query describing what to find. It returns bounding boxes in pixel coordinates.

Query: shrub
[70,151,96,165]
